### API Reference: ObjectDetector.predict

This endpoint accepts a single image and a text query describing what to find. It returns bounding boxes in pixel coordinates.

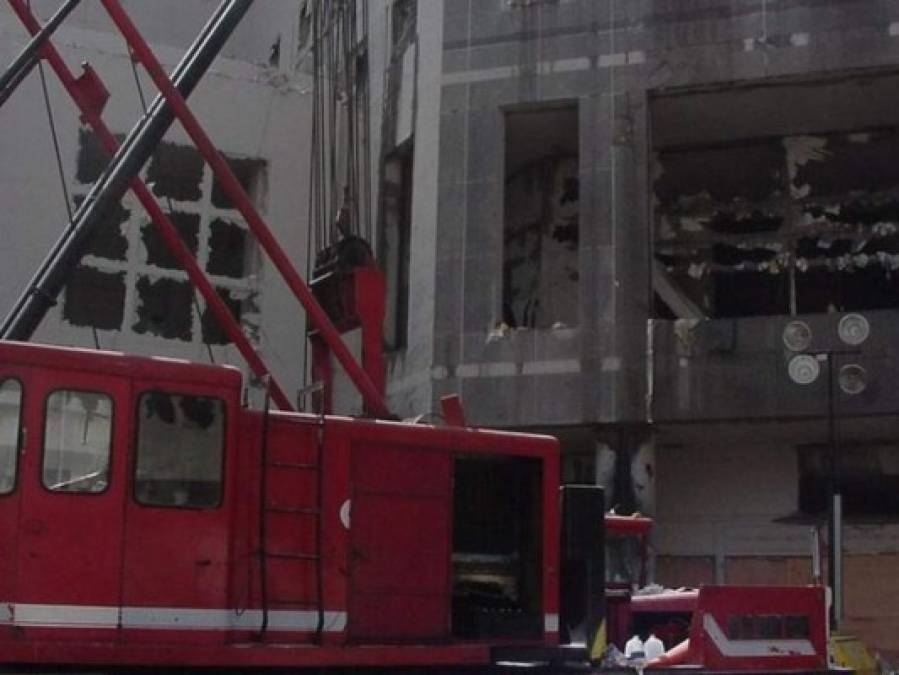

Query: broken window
[141,212,200,270]
[43,390,112,494]
[63,266,126,330]
[200,287,246,346]
[145,142,204,202]
[74,196,129,261]
[652,74,899,319]
[297,1,312,53]
[207,219,249,278]
[68,131,265,348]
[379,143,413,349]
[134,391,224,508]
[133,276,194,341]
[798,443,899,518]
[211,156,266,210]
[391,0,416,49]
[503,104,579,329]
[75,128,124,184]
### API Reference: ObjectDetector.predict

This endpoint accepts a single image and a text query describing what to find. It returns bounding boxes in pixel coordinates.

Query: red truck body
[0,340,560,668]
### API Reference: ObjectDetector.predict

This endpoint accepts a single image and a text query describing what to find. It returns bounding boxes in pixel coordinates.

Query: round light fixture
[838,313,870,346]
[788,354,821,385]
[782,320,812,352]
[838,364,867,395]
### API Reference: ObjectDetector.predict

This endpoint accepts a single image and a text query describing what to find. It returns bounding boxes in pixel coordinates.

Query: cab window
[134,392,224,508]
[0,380,22,494]
[43,390,113,493]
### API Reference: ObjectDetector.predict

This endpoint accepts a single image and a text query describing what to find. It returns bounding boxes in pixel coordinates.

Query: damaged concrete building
[366,0,899,654]
[5,0,899,657]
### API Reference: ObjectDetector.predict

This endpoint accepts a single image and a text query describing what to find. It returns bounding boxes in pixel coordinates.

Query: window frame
[40,387,115,496]
[132,388,228,511]
[726,613,810,640]
[68,134,266,348]
[0,377,24,497]
[502,102,581,330]
[378,139,414,352]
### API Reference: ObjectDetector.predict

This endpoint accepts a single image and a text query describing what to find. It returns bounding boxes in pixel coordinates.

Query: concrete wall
[652,310,899,422]
[656,439,899,652]
[432,0,649,427]
[407,0,899,428]
[365,0,443,418]
[388,0,899,654]
[0,2,310,403]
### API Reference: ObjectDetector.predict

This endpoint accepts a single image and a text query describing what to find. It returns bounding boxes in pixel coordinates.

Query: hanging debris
[654,128,899,317]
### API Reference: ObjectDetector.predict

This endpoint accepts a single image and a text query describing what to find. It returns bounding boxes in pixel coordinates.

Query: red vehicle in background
[599,514,833,673]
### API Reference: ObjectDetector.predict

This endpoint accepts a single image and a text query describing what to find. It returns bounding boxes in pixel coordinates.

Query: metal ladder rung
[259,403,325,640]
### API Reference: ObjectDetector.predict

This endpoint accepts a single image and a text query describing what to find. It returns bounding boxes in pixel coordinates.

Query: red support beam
[354,267,387,403]
[99,0,391,419]
[6,0,294,411]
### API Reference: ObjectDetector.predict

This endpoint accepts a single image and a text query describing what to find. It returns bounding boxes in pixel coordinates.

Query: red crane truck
[0,0,840,671]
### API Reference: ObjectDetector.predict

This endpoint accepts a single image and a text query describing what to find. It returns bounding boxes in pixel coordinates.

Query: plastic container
[644,633,665,661]
[625,634,645,662]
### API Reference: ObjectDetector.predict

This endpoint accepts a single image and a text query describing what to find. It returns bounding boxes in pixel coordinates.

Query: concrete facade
[373,0,899,654]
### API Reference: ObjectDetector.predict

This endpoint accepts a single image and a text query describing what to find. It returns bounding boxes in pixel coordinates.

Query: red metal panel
[120,380,237,646]
[541,438,561,645]
[348,443,452,642]
[688,585,828,671]
[354,266,386,403]
[353,443,451,496]
[0,339,243,390]
[15,367,129,641]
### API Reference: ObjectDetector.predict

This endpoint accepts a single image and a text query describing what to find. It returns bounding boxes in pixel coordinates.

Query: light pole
[784,314,870,631]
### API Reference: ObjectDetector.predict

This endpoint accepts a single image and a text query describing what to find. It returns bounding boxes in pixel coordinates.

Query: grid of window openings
[64,129,266,346]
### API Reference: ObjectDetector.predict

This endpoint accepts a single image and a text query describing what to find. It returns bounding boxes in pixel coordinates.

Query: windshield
[606,534,641,586]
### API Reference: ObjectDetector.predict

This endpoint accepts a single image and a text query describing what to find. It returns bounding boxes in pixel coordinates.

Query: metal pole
[1,0,253,342]
[100,0,392,419]
[0,0,81,108]
[833,493,843,627]
[826,353,842,630]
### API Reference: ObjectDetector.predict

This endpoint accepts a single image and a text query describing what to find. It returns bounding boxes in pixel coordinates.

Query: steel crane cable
[27,1,101,350]
[125,45,216,364]
[300,0,374,390]
[36,65,72,233]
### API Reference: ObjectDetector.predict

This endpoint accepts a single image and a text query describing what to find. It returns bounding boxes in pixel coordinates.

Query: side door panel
[15,369,129,639]
[348,444,452,642]
[0,369,29,630]
[121,384,232,643]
